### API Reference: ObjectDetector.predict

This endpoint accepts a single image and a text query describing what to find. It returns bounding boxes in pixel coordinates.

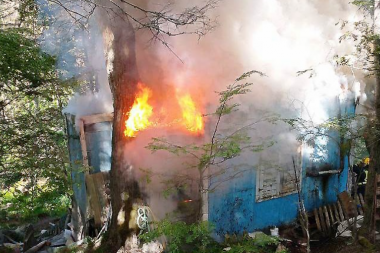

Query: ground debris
[275,243,287,253]
[117,234,163,253]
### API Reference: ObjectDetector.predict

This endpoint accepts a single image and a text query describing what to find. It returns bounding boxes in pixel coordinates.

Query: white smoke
[38,0,113,126]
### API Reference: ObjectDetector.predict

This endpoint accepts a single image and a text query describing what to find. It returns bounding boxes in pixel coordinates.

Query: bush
[140,220,222,253]
[225,232,281,253]
[140,220,286,253]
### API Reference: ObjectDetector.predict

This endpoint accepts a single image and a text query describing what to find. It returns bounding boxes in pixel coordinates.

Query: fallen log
[24,240,51,253]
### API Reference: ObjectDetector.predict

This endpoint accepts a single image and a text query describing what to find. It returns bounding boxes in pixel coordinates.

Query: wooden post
[79,119,89,168]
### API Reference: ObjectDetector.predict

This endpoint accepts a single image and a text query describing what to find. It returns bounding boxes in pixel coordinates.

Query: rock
[141,241,163,253]
[248,231,264,239]
[39,230,49,240]
[275,244,287,253]
[118,234,163,253]
[49,232,66,247]
[63,230,74,246]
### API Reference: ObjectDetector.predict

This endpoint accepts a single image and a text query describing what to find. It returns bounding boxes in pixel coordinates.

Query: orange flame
[124,84,153,137]
[177,93,203,134]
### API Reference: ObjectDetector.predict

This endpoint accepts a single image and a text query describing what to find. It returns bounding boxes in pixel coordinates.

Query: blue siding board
[85,122,112,173]
[66,115,87,216]
[209,98,355,236]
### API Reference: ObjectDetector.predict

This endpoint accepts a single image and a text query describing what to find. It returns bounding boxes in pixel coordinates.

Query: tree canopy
[0,11,73,221]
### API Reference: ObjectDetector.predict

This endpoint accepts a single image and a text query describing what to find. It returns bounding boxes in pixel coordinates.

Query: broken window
[256,146,302,202]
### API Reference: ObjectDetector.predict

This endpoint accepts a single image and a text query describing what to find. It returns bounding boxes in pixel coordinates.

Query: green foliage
[0,24,73,222]
[0,29,57,90]
[140,220,222,253]
[141,221,284,253]
[335,1,380,75]
[351,0,374,14]
[225,233,280,253]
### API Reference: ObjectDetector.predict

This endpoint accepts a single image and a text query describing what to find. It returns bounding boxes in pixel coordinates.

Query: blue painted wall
[84,122,112,173]
[209,98,355,236]
[209,169,299,235]
[66,115,87,216]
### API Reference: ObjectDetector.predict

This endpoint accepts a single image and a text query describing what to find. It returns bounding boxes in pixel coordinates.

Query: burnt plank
[319,207,326,232]
[328,205,335,224]
[333,203,340,222]
[337,200,345,221]
[323,206,330,230]
[314,208,322,231]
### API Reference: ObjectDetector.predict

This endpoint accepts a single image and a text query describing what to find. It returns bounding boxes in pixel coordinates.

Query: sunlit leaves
[0,27,72,221]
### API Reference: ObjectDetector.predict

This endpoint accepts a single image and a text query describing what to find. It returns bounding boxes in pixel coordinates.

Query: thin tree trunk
[200,167,209,222]
[363,38,380,239]
[104,13,140,252]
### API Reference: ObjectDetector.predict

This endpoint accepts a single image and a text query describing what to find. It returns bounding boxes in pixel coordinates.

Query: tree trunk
[104,14,140,252]
[363,38,380,239]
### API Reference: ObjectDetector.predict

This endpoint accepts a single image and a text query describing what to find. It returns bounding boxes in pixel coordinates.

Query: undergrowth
[140,219,287,253]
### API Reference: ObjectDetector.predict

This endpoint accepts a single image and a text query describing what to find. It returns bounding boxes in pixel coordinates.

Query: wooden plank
[333,203,341,222]
[338,191,357,219]
[86,172,110,227]
[328,205,335,224]
[81,113,113,125]
[355,195,363,215]
[85,174,102,226]
[92,172,108,208]
[319,207,326,232]
[314,208,322,231]
[337,200,345,221]
[79,119,89,167]
[323,206,330,230]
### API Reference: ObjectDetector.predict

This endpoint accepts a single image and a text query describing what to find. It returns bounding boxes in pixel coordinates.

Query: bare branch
[46,0,219,57]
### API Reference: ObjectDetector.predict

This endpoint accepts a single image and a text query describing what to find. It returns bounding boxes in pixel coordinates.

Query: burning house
[39,0,364,241]
[65,87,356,239]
